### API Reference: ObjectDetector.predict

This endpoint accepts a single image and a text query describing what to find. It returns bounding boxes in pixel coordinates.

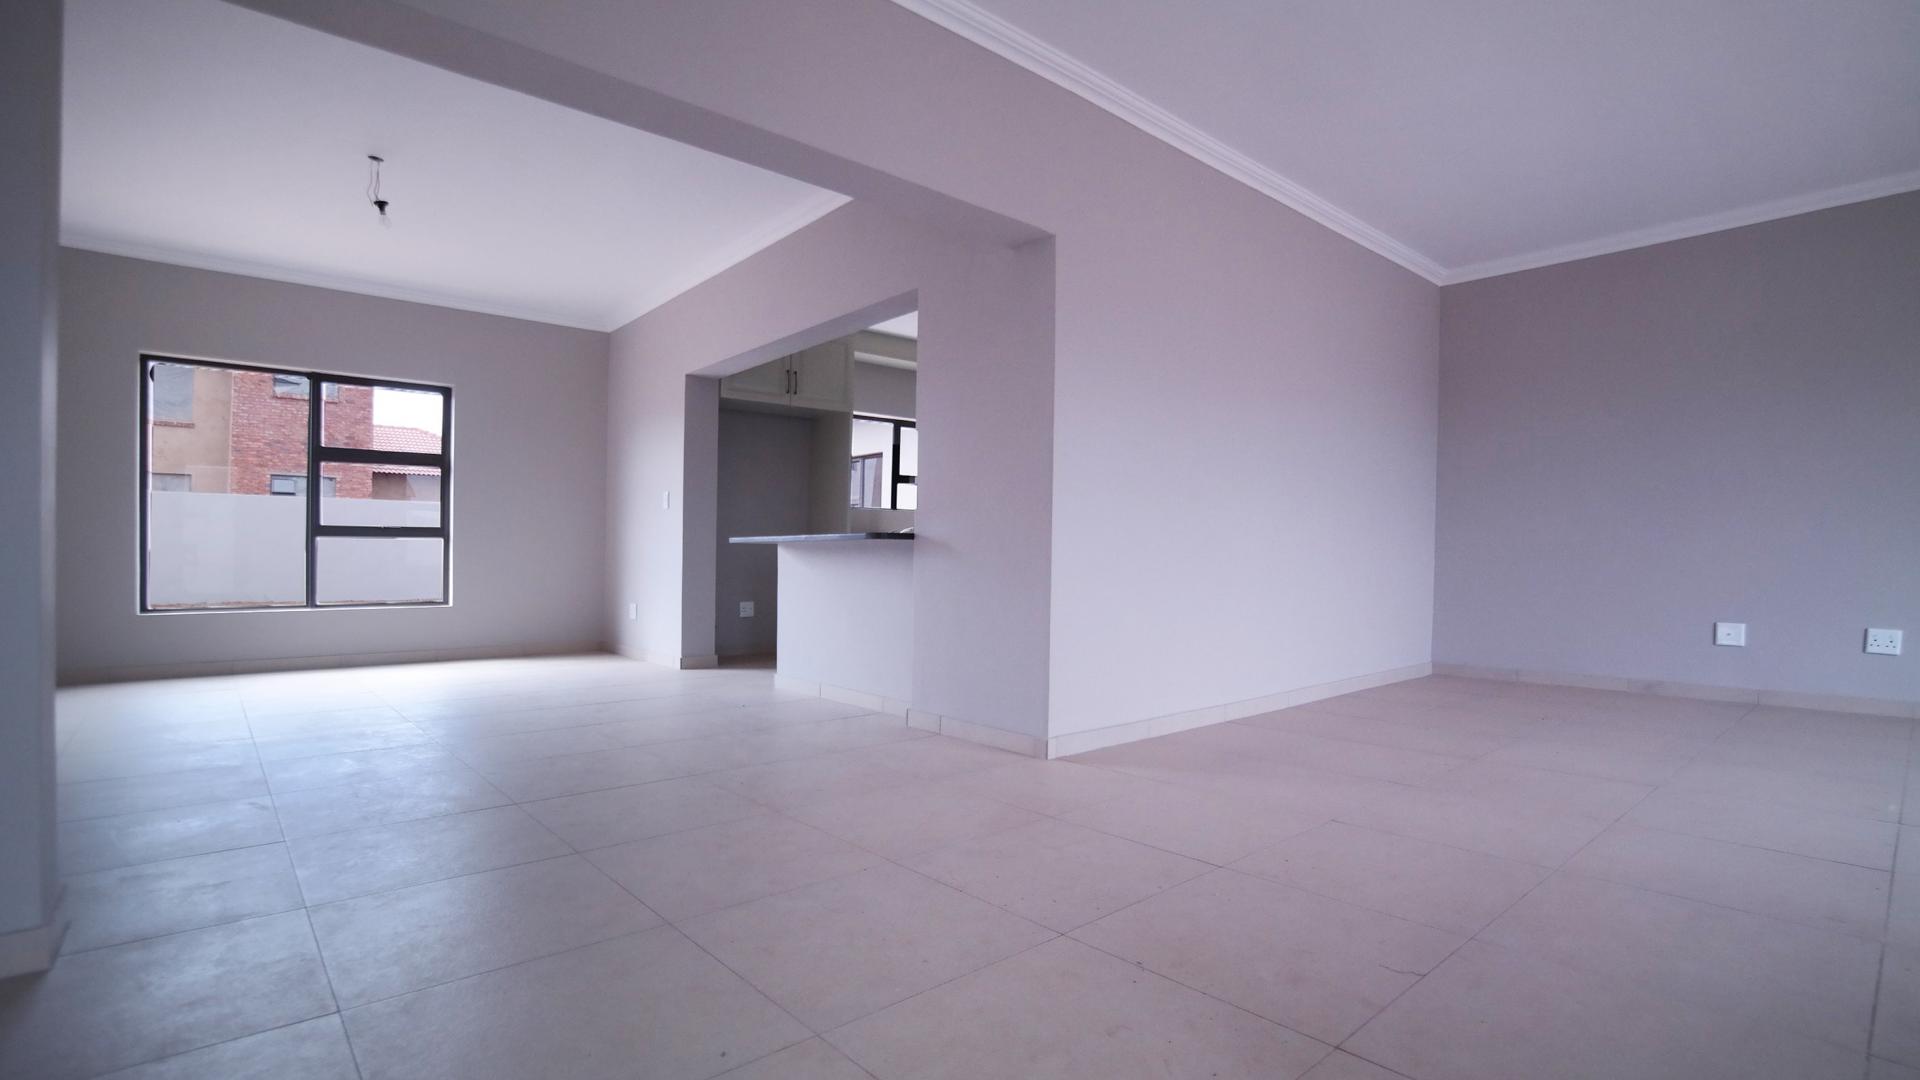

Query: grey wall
[1437,192,1920,705]
[57,250,610,679]
[715,408,814,657]
[853,360,915,418]
[0,0,62,948]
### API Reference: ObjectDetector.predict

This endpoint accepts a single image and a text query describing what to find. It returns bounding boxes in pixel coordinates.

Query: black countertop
[727,532,914,544]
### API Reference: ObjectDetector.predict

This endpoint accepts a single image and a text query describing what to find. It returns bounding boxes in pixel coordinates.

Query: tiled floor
[3,657,1916,1079]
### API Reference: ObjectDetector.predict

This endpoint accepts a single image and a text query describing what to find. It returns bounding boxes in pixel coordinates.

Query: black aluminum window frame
[138,353,454,613]
[851,412,917,510]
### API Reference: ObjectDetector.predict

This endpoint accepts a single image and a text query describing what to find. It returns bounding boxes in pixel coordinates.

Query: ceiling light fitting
[366,154,391,226]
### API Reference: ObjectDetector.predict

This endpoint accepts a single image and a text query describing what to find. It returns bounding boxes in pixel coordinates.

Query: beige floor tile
[1233,821,1547,934]
[845,735,1021,780]
[95,1016,359,1080]
[1228,726,1471,784]
[1346,941,1865,1080]
[680,863,1053,1030]
[57,740,259,784]
[903,819,1211,932]
[1878,945,1920,1067]
[0,911,336,1080]
[1481,872,1880,1048]
[58,761,268,820]
[831,936,1330,1080]
[310,854,659,1006]
[1481,736,1707,784]
[717,1037,872,1080]
[343,926,808,1080]
[1564,823,1890,939]
[587,815,883,921]
[1238,706,1516,759]
[949,758,1163,815]
[522,777,766,850]
[1891,825,1920,948]
[1336,783,1611,867]
[783,781,1046,859]
[271,767,509,838]
[1059,779,1330,865]
[1627,787,1900,869]
[1666,759,1903,822]
[473,744,690,801]
[1299,1051,1411,1080]
[288,804,571,904]
[1071,868,1461,1044]
[63,842,305,952]
[58,796,283,874]
[262,743,474,793]
[1420,759,1653,821]
[252,720,435,763]
[705,753,919,811]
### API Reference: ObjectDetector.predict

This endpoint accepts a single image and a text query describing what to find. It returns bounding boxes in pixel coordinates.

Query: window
[269,474,338,498]
[850,414,917,510]
[152,363,195,422]
[272,374,340,401]
[140,355,451,611]
[849,453,884,508]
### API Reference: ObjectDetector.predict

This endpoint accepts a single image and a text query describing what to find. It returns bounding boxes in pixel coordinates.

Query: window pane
[146,361,308,609]
[896,482,918,510]
[151,363,196,422]
[320,465,443,526]
[850,417,896,510]
[897,425,919,478]
[315,537,445,605]
[323,382,445,453]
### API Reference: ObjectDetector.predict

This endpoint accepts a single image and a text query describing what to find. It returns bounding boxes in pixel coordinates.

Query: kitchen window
[849,414,917,510]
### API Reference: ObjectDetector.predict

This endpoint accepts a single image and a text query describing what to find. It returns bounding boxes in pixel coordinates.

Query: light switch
[1866,628,1903,656]
[1714,622,1746,647]
[661,490,672,510]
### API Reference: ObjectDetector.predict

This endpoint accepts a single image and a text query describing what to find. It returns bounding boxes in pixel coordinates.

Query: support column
[0,0,65,975]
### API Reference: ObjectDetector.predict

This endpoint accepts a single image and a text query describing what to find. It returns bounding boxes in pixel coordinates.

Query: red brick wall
[228,373,375,496]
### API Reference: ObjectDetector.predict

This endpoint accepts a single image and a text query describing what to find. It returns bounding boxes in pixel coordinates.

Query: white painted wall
[0,0,62,952]
[57,250,609,679]
[715,408,813,658]
[853,360,915,418]
[777,542,914,706]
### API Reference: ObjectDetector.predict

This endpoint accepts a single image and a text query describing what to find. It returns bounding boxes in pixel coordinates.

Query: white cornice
[890,0,1920,288]
[887,0,1449,284]
[62,230,608,331]
[63,190,850,334]
[1439,169,1920,284]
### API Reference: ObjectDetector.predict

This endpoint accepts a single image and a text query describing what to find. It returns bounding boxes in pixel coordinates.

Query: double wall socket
[1866,628,1903,656]
[1714,622,1747,647]
[738,601,755,618]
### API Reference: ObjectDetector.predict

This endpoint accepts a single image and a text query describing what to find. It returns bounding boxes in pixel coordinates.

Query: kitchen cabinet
[720,341,852,411]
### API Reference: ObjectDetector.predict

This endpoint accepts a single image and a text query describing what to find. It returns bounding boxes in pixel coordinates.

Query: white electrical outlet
[1714,622,1747,647]
[1866,628,1903,656]
[738,601,755,618]
[626,602,637,621]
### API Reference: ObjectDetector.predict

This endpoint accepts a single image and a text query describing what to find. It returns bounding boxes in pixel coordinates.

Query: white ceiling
[898,0,1920,282]
[868,313,920,339]
[61,0,848,330]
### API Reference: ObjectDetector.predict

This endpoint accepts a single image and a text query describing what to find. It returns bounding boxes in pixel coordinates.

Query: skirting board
[1045,662,1435,759]
[59,641,609,686]
[772,674,911,718]
[0,901,67,978]
[908,708,1048,758]
[640,652,719,671]
[1434,663,1920,720]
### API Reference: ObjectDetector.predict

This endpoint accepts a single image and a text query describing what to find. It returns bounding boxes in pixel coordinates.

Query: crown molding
[63,190,850,333]
[61,231,608,330]
[608,190,850,330]
[1441,169,1920,285]
[887,0,1448,284]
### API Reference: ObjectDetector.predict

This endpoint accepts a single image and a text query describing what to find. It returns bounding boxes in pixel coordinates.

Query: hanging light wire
[366,155,391,226]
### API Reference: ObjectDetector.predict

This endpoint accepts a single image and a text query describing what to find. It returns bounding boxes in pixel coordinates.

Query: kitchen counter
[728,532,912,544]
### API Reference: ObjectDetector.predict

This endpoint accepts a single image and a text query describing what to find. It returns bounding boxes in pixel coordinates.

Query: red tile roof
[371,424,441,453]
